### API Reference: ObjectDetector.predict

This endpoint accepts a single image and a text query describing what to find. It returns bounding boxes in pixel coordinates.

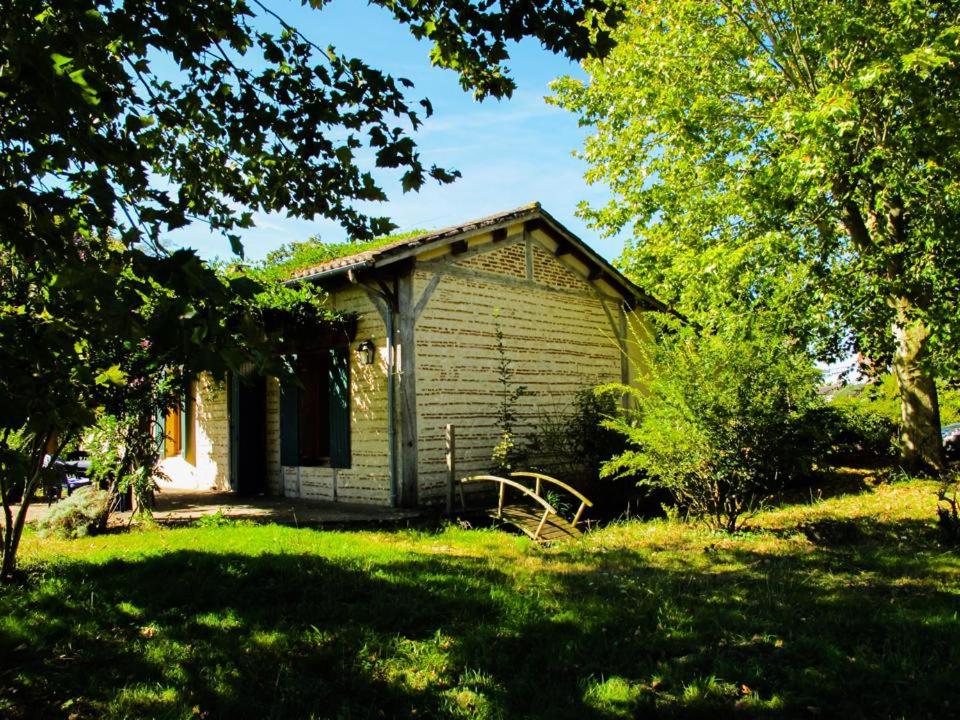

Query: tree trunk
[2,496,32,582]
[892,304,946,474]
[1,429,64,583]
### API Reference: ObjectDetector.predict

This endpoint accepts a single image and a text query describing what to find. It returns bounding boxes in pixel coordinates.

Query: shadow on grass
[556,516,960,718]
[1,519,959,719]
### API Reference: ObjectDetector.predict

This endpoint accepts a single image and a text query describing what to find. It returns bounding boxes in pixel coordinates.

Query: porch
[147,488,423,527]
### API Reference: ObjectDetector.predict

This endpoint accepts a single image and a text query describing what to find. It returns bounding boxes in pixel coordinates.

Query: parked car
[943,423,960,462]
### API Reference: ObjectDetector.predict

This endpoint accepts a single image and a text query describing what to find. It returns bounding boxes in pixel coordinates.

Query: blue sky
[167,0,620,263]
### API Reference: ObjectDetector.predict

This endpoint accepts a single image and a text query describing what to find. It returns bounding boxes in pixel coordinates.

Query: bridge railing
[458,474,557,540]
[509,472,594,528]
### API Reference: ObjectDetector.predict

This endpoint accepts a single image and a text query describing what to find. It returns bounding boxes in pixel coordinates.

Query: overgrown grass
[2,478,959,719]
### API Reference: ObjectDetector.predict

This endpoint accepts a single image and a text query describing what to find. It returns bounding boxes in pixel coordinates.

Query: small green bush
[603,322,823,532]
[528,388,629,479]
[36,486,111,539]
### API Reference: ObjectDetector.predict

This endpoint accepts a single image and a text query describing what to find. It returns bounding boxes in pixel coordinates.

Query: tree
[551,0,960,472]
[0,238,325,580]
[0,0,622,581]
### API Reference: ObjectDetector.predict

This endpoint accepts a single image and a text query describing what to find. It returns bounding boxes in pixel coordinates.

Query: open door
[229,371,267,496]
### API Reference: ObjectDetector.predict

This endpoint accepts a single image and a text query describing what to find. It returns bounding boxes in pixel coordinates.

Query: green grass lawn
[2,477,959,719]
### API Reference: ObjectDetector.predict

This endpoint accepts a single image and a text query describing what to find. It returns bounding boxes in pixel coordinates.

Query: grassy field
[2,477,959,719]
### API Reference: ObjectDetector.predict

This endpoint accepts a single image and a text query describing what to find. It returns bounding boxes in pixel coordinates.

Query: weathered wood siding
[277,284,391,505]
[412,226,650,503]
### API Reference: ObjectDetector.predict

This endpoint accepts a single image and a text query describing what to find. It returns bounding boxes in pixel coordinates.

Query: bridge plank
[495,504,582,542]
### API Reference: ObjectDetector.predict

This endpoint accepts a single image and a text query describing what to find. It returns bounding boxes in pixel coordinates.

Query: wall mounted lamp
[356,339,376,366]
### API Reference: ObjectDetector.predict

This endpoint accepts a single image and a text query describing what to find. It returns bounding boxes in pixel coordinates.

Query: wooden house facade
[159,203,666,507]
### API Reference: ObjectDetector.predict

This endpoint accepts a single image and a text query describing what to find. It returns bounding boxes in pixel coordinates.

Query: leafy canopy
[4,0,623,257]
[551,0,960,374]
[0,0,624,434]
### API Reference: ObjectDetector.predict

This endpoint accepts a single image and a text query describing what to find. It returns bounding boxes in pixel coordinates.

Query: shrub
[602,322,823,532]
[830,374,960,428]
[36,486,111,539]
[82,409,164,518]
[937,474,960,546]
[816,404,897,460]
[528,389,627,478]
[525,388,653,519]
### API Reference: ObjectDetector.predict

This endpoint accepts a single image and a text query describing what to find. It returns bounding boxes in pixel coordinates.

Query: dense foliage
[525,388,640,515]
[552,0,960,472]
[815,404,897,461]
[602,321,823,532]
[831,375,960,426]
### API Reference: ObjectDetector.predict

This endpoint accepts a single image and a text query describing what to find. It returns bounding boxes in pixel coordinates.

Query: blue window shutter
[279,380,300,467]
[328,346,351,468]
[154,406,165,451]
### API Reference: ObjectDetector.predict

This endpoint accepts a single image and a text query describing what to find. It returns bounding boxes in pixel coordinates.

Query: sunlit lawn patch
[2,478,958,718]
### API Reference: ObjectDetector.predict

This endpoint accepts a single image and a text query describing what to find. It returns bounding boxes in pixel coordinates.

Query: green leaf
[95,365,127,386]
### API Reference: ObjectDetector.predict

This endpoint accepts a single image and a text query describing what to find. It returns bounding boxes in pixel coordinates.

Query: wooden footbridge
[454,471,593,542]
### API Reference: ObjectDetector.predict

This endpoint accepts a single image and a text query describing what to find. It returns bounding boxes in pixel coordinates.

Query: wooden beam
[396,272,418,508]
[445,424,455,517]
[374,277,398,312]
[450,239,469,255]
[491,227,507,242]
[554,243,572,257]
[588,267,603,282]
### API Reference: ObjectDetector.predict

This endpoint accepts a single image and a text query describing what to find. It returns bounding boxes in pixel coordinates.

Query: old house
[159,203,666,507]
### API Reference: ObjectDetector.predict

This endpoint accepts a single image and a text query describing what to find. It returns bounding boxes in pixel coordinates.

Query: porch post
[445,424,456,517]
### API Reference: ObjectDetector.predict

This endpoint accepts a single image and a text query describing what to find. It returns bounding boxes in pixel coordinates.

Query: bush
[602,322,823,532]
[816,404,897,461]
[830,374,960,428]
[525,388,656,519]
[82,410,164,518]
[528,389,627,477]
[937,475,960,546]
[36,486,111,539]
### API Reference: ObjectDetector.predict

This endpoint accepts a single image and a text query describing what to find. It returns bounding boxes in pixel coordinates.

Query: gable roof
[285,202,669,312]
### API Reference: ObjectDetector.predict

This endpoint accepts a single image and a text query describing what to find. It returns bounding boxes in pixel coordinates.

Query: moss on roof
[257,229,430,282]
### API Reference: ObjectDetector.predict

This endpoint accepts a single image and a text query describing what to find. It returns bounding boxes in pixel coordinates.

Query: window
[161,377,196,464]
[297,351,332,465]
[280,345,351,468]
[163,406,181,458]
[184,379,197,465]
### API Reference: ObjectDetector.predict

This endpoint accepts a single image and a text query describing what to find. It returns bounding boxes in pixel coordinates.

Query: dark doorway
[229,371,267,496]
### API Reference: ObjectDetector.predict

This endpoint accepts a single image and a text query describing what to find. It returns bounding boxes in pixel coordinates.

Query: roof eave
[283,259,372,286]
[369,205,542,270]
[529,208,670,312]
[280,203,674,316]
